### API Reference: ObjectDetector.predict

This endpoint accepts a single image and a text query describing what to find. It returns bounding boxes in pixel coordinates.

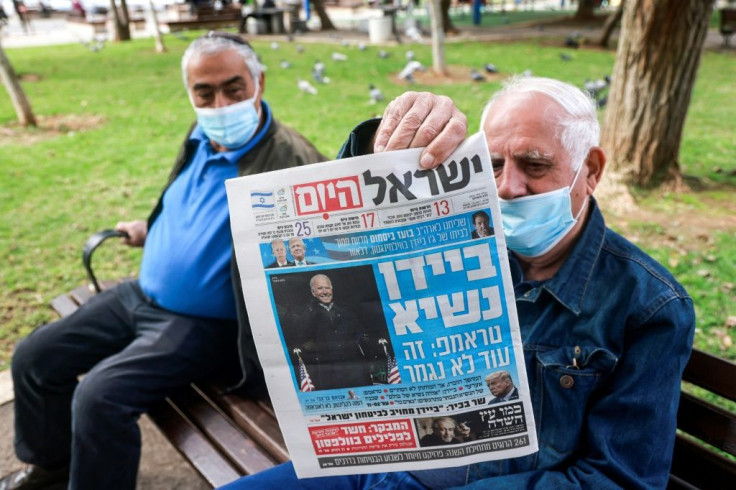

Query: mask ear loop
[570,154,589,221]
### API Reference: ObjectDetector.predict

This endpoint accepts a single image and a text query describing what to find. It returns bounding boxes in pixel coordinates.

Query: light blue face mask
[193,93,260,150]
[499,161,587,258]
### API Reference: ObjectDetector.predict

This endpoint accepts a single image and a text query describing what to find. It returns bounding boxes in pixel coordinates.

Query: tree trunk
[0,42,37,127]
[574,0,596,20]
[109,0,131,41]
[310,0,335,31]
[597,1,624,47]
[441,0,456,33]
[148,0,166,53]
[600,0,715,188]
[428,0,447,76]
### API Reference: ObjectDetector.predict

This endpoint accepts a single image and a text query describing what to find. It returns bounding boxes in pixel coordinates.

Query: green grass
[1,32,734,368]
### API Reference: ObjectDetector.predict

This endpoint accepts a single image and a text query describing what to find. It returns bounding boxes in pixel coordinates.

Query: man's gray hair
[480,76,599,171]
[181,36,262,88]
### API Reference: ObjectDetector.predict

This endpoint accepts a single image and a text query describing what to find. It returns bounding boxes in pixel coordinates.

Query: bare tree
[148,0,166,53]
[109,0,131,41]
[310,0,336,31]
[0,41,36,127]
[574,0,597,20]
[598,0,624,48]
[601,0,715,189]
[428,0,447,75]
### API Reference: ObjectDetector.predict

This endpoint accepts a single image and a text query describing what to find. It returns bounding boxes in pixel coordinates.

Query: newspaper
[226,132,537,477]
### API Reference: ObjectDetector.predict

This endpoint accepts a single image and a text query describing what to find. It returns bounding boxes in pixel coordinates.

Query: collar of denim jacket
[535,196,606,316]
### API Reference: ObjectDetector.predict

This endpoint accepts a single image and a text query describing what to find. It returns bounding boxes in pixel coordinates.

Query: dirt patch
[18,73,43,83]
[393,65,505,86]
[0,114,105,146]
[602,192,736,254]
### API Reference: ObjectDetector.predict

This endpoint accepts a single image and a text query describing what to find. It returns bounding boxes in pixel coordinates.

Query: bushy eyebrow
[490,150,555,162]
[192,75,247,92]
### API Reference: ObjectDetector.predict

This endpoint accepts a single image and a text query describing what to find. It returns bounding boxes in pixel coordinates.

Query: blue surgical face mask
[499,161,587,258]
[192,92,261,150]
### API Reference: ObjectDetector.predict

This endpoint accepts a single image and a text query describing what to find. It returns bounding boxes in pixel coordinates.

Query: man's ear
[584,147,606,194]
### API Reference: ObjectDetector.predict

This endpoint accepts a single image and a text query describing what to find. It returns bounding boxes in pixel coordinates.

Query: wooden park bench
[720,8,736,48]
[46,230,736,488]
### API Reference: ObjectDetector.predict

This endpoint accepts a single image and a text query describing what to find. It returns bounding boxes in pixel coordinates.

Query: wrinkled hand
[374,91,468,169]
[115,220,147,247]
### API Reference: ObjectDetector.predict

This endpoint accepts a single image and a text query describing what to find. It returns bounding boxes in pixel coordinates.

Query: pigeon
[286,33,295,42]
[298,79,318,95]
[331,52,348,61]
[280,60,292,69]
[172,31,189,41]
[521,69,533,78]
[406,50,415,61]
[312,61,330,84]
[81,39,105,53]
[560,53,572,62]
[369,84,384,104]
[565,31,581,49]
[357,41,367,51]
[341,39,350,47]
[270,42,279,50]
[596,96,608,109]
[398,60,425,83]
[406,26,422,42]
[296,44,305,54]
[471,69,486,82]
[583,78,609,98]
[484,63,498,74]
[378,50,390,59]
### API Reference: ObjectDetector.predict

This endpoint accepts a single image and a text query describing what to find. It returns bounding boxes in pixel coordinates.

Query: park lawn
[0,33,734,368]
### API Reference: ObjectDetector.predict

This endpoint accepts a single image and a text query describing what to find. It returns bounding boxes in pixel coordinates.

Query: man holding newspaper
[223,78,695,488]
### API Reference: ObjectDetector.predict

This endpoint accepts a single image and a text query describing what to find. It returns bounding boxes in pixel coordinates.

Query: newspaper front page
[226,132,538,477]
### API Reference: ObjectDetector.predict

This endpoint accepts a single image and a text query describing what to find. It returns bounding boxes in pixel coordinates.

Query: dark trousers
[11,281,239,490]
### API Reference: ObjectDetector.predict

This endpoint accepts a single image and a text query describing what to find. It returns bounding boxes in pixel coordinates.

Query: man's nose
[213,90,230,108]
[496,164,527,200]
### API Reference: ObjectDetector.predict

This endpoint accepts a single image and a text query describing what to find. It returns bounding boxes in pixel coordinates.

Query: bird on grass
[296,44,305,54]
[560,53,572,62]
[280,60,292,69]
[398,60,425,84]
[484,63,498,74]
[369,84,384,104]
[270,41,279,50]
[565,31,581,49]
[298,78,318,95]
[332,52,348,61]
[471,69,486,82]
[312,60,330,84]
[521,69,533,78]
[378,50,390,59]
[357,41,367,51]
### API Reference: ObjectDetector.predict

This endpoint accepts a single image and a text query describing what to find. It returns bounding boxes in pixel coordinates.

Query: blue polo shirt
[139,102,272,319]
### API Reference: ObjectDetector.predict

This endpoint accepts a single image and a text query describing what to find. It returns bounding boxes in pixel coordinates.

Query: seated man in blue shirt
[222,78,695,489]
[1,31,325,490]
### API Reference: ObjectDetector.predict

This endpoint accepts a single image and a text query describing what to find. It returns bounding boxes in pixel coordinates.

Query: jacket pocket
[530,345,618,460]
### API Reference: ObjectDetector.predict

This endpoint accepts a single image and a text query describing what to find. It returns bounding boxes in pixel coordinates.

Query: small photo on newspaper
[226,132,538,477]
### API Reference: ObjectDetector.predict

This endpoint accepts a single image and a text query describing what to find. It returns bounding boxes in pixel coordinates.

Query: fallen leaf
[696,269,711,278]
[726,316,736,328]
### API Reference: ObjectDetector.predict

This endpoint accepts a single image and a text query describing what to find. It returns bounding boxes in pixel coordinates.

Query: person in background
[0,31,325,490]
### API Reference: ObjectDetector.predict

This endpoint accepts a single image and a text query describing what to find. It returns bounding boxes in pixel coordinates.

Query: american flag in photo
[298,357,315,392]
[387,355,401,384]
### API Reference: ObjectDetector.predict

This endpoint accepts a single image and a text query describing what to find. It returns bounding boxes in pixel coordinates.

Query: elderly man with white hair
[223,78,695,489]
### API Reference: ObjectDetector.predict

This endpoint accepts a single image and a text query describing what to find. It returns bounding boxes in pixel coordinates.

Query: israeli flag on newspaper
[250,190,275,210]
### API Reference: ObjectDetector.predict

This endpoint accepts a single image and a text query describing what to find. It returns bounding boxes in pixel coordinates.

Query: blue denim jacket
[338,122,696,489]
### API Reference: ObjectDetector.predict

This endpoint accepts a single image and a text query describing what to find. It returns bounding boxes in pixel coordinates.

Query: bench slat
[670,433,736,490]
[70,284,97,306]
[677,391,736,457]
[51,293,81,318]
[215,392,290,464]
[148,398,241,488]
[681,349,736,401]
[171,385,279,475]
